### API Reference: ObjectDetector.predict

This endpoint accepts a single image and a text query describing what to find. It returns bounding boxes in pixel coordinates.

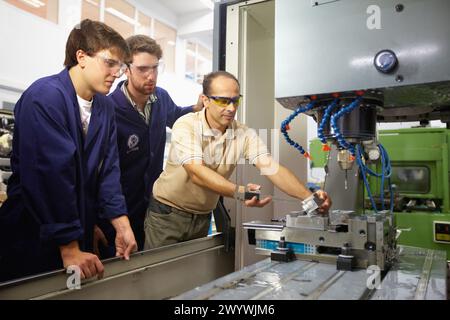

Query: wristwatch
[233,185,246,200]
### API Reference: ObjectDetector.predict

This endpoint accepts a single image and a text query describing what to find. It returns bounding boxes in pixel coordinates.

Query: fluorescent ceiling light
[196,54,209,62]
[85,0,99,6]
[186,49,196,57]
[19,0,45,8]
[199,0,214,10]
[105,7,140,26]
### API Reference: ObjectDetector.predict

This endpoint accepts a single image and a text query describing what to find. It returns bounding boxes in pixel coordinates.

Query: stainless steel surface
[370,246,447,300]
[286,214,328,230]
[243,221,284,231]
[329,210,356,225]
[0,234,234,300]
[174,246,447,300]
[275,0,450,114]
[262,227,364,249]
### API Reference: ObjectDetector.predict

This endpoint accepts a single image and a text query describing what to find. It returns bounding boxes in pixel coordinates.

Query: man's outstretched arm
[254,154,331,213]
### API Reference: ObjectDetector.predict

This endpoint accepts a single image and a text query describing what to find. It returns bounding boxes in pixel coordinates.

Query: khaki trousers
[144,196,212,250]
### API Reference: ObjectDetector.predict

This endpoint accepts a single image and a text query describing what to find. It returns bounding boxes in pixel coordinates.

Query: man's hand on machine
[301,190,332,216]
[315,190,332,214]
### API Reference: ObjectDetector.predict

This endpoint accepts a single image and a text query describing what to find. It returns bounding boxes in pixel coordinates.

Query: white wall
[158,73,201,106]
[0,1,79,92]
[130,1,203,105]
[177,9,213,50]
[129,0,177,29]
[0,0,202,108]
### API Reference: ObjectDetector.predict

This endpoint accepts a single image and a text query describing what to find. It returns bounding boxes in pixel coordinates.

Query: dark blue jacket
[105,82,193,250]
[0,69,127,282]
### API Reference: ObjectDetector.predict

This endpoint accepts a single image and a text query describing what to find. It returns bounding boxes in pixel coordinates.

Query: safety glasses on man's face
[94,53,127,77]
[129,62,164,76]
[207,95,242,108]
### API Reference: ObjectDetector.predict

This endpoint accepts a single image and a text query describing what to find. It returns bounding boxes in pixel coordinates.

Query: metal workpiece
[300,193,321,216]
[174,246,447,300]
[0,234,234,300]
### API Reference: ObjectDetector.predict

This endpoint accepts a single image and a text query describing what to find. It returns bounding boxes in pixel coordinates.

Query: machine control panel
[433,221,450,244]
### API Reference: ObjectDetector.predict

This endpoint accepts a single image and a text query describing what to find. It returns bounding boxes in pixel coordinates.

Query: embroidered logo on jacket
[127,134,139,153]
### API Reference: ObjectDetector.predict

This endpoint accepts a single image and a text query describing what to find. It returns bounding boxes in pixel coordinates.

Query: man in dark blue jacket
[0,20,137,282]
[98,35,203,252]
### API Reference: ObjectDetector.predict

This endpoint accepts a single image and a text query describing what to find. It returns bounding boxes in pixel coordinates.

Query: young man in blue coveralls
[0,19,137,282]
[95,35,203,254]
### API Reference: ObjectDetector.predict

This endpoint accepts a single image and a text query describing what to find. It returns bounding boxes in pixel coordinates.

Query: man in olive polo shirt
[144,70,331,249]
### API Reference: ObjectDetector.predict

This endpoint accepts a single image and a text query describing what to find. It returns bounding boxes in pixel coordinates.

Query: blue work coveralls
[0,69,127,282]
[101,82,193,251]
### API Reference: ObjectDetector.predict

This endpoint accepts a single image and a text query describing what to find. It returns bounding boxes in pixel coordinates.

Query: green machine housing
[371,128,450,259]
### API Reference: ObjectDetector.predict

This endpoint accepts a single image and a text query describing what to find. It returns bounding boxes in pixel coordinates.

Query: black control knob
[374,49,398,74]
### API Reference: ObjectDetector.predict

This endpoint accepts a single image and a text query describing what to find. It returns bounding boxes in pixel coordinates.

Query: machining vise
[244,208,397,271]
